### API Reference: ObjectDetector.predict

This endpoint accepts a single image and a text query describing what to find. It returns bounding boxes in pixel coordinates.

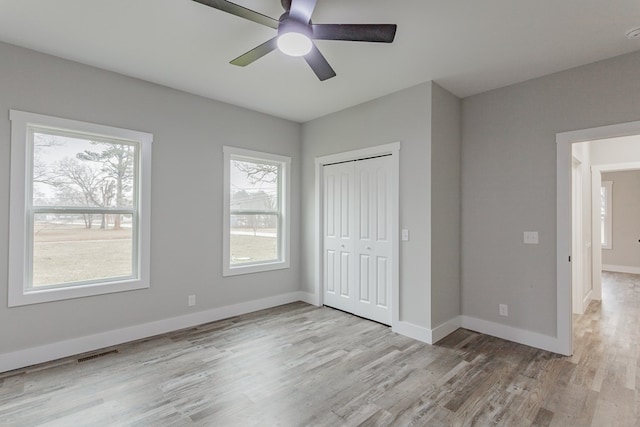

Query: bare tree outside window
[31,131,137,287]
[229,159,280,265]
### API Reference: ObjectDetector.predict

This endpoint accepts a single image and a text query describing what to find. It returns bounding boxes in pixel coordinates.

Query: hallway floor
[567,271,640,426]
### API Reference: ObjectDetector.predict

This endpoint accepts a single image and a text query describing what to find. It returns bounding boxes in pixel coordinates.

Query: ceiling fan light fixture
[193,0,397,80]
[277,32,312,56]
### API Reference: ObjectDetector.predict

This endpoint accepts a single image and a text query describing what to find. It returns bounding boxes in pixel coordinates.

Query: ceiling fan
[192,0,397,81]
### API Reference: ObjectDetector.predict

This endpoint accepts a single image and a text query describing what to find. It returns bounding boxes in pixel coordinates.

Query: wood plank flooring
[1,272,639,426]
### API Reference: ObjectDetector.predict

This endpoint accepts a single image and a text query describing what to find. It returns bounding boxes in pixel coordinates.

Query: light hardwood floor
[1,272,638,426]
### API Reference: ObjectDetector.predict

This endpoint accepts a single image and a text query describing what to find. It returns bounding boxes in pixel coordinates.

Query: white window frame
[601,180,613,250]
[223,146,290,276]
[8,110,152,306]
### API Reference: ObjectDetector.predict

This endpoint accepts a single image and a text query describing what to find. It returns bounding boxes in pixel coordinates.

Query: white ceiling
[0,0,639,122]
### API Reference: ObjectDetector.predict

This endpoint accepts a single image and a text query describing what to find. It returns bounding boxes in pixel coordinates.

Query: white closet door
[323,155,392,325]
[323,162,355,314]
[354,156,392,325]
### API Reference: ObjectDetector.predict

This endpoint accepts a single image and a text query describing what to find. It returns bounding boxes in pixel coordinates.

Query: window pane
[230,214,278,265]
[32,213,134,287]
[32,130,136,208]
[230,160,279,213]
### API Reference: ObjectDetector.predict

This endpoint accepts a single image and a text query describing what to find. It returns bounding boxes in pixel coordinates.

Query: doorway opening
[557,121,640,356]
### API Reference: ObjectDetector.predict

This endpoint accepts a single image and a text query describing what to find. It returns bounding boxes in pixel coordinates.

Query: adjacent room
[1,0,640,425]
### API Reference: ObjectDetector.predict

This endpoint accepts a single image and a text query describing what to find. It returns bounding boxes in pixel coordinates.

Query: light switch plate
[401,229,409,241]
[524,231,539,244]
[499,304,509,317]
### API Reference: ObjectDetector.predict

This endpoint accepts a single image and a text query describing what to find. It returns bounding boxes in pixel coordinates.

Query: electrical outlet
[499,304,508,317]
[188,295,196,307]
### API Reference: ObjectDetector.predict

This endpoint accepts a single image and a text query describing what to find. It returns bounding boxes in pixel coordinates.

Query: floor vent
[77,349,119,363]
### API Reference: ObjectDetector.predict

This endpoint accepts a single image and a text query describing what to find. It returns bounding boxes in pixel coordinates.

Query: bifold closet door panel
[323,162,355,314]
[354,156,392,325]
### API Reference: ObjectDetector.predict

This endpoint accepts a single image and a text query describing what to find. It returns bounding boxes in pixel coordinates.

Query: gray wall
[0,42,301,354]
[601,170,640,268]
[430,83,462,327]
[302,82,433,328]
[462,50,640,336]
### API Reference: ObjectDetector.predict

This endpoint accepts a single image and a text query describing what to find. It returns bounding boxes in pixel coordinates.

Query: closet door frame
[314,142,400,327]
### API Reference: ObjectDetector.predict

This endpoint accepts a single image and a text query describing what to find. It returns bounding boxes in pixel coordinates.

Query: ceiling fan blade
[230,37,278,66]
[304,44,336,81]
[312,24,397,43]
[289,0,317,23]
[192,0,279,29]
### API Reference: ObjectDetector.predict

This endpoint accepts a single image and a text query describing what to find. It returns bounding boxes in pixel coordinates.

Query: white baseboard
[298,291,320,306]
[602,264,640,275]
[431,316,462,343]
[0,292,307,374]
[392,316,461,345]
[460,315,562,354]
[392,321,433,343]
[1,297,570,374]
[393,316,564,354]
[582,289,593,310]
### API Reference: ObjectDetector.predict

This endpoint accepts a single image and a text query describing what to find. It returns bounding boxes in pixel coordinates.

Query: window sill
[8,278,149,307]
[223,260,290,277]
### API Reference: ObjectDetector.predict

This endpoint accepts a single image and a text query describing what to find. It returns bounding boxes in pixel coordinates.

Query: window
[223,146,290,276]
[601,180,612,249]
[8,110,152,306]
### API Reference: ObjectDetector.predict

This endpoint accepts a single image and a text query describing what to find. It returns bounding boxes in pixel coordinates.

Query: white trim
[583,289,593,309]
[430,316,462,343]
[571,156,584,315]
[556,132,574,356]
[9,110,154,143]
[591,170,603,299]
[314,142,401,327]
[600,180,613,250]
[392,321,433,344]
[222,146,291,276]
[0,292,306,373]
[391,316,461,344]
[315,142,401,165]
[592,162,640,172]
[460,316,562,354]
[556,121,640,145]
[602,264,640,275]
[557,119,640,357]
[8,110,153,307]
[297,291,319,306]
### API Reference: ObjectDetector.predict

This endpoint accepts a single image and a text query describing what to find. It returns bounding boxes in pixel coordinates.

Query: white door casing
[571,157,584,314]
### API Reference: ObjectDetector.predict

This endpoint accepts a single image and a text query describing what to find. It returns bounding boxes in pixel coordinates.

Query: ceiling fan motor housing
[278,15,312,38]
